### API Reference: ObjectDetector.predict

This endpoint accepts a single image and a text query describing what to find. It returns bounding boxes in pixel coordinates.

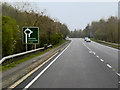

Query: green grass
[90,38,99,43]
[2,40,67,72]
[90,38,119,49]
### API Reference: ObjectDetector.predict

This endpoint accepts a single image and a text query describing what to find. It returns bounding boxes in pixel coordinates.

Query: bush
[2,16,19,56]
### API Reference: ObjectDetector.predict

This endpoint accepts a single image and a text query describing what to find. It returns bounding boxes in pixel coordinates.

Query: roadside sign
[23,27,39,44]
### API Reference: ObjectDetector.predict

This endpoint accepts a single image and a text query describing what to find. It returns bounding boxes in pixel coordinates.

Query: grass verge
[90,38,119,49]
[2,40,67,72]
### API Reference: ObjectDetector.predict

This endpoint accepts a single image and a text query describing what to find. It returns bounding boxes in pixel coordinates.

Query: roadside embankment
[2,40,71,88]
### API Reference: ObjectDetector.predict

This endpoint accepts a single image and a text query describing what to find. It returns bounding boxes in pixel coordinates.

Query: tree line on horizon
[2,3,70,57]
[69,16,118,44]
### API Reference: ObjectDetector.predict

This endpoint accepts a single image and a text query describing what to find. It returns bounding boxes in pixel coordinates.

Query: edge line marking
[23,41,72,90]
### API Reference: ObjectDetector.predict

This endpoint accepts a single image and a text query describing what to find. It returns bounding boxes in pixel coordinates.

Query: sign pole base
[26,44,27,51]
[35,44,36,49]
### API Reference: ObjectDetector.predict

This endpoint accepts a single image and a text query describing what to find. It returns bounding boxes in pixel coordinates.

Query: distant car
[84,37,91,42]
[86,38,91,42]
[84,37,88,41]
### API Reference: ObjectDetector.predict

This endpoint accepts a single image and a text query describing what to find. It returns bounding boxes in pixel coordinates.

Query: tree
[2,2,70,57]
[2,16,19,56]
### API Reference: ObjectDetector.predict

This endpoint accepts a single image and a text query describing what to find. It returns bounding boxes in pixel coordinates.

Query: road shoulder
[2,40,71,88]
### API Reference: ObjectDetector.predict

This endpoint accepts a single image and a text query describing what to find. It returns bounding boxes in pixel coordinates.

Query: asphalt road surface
[15,38,118,89]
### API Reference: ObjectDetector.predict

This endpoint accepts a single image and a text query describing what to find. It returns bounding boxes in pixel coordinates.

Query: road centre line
[93,52,96,55]
[116,72,120,77]
[81,40,97,56]
[23,41,72,90]
[100,59,104,62]
[89,51,92,53]
[96,55,99,58]
[106,64,112,69]
[80,39,120,77]
[81,40,91,51]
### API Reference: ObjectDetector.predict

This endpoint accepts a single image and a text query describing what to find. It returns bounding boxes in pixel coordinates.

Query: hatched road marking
[9,52,58,88]
[23,41,72,90]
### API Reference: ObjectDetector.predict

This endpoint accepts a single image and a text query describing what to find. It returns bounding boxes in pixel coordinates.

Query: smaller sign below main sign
[23,27,39,44]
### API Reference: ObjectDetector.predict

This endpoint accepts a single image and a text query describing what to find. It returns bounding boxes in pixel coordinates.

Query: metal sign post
[35,44,36,49]
[26,44,28,51]
[23,27,39,51]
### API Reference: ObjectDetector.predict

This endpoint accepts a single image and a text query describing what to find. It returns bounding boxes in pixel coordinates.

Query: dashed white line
[96,55,99,58]
[93,52,96,55]
[100,59,104,62]
[23,41,72,90]
[81,39,117,76]
[116,72,120,77]
[89,51,92,53]
[106,64,112,69]
[81,40,91,51]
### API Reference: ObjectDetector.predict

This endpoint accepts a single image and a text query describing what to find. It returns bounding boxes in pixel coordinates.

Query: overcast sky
[29,2,118,30]
[8,1,118,31]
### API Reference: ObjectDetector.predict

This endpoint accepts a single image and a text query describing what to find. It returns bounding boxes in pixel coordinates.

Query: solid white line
[92,40,118,51]
[106,64,112,69]
[9,52,58,88]
[100,59,104,62]
[23,42,72,90]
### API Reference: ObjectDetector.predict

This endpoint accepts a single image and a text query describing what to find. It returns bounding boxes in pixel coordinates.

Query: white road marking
[81,39,117,76]
[23,41,72,90]
[96,55,99,58]
[92,40,118,51]
[9,52,58,88]
[89,51,92,53]
[106,64,112,69]
[93,52,96,55]
[81,40,99,58]
[100,59,104,62]
[81,40,91,51]
[116,72,120,77]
